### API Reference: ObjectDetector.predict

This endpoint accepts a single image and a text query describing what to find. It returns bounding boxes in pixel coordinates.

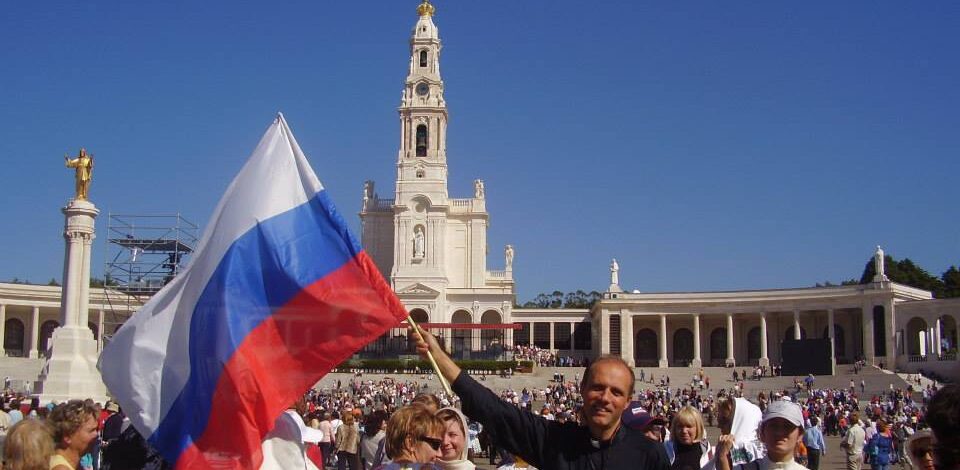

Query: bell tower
[396,0,448,204]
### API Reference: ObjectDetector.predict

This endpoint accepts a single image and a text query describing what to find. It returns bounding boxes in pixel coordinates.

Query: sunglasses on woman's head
[419,436,442,451]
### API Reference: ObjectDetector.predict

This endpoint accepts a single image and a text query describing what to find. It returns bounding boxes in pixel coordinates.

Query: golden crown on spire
[417,0,435,17]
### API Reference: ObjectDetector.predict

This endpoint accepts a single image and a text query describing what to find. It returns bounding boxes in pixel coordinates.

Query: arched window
[419,50,428,67]
[451,310,472,357]
[416,124,428,157]
[4,319,24,357]
[673,328,693,365]
[40,320,60,353]
[710,328,727,364]
[747,327,762,361]
[634,328,657,366]
[481,310,503,353]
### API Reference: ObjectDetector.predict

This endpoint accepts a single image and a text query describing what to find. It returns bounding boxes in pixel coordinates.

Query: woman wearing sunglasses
[375,404,446,469]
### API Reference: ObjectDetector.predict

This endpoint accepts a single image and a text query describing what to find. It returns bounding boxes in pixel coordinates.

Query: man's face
[760,418,801,461]
[580,361,632,435]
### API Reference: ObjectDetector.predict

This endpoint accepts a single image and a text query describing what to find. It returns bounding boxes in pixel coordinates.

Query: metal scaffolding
[101,214,198,338]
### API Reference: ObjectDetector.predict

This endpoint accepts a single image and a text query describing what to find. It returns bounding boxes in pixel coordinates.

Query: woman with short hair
[4,419,55,470]
[47,400,99,470]
[375,405,444,469]
[435,407,475,470]
[664,406,714,470]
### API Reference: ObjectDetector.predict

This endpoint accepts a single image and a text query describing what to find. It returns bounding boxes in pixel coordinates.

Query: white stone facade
[359,6,515,341]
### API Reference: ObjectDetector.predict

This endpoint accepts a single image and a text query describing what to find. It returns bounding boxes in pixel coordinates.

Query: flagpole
[407,315,454,397]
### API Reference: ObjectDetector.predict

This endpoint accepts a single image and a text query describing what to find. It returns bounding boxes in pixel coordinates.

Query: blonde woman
[665,406,714,470]
[375,405,444,469]
[4,419,55,470]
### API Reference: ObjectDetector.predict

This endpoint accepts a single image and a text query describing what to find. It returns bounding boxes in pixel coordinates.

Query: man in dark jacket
[411,326,669,470]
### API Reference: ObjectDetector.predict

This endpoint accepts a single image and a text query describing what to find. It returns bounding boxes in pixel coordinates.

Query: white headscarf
[436,407,476,470]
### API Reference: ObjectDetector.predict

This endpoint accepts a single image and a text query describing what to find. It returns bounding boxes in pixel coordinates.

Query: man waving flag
[100,114,408,469]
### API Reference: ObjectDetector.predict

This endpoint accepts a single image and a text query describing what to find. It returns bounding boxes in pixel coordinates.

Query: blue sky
[1,1,957,301]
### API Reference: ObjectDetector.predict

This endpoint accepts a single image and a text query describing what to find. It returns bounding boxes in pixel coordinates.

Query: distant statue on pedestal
[363,180,374,202]
[874,245,889,282]
[413,226,425,259]
[65,148,94,201]
[474,179,485,199]
[610,258,620,291]
[505,244,514,270]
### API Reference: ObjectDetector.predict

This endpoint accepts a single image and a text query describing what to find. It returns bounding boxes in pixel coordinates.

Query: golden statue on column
[65,148,94,200]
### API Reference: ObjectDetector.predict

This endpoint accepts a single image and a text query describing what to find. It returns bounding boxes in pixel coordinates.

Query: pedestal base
[725,358,736,367]
[691,358,702,368]
[658,359,668,368]
[35,326,107,404]
[759,357,770,368]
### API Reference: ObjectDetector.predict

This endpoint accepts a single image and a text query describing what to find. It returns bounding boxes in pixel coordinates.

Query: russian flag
[99,114,408,469]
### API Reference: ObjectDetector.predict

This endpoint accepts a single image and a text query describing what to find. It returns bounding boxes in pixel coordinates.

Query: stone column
[759,312,769,368]
[621,314,634,367]
[600,312,610,355]
[29,306,40,359]
[97,310,105,353]
[36,199,108,404]
[0,304,5,356]
[692,314,702,368]
[932,317,943,357]
[793,309,801,340]
[658,314,668,368]
[549,322,555,350]
[862,305,876,363]
[726,314,735,366]
[828,308,836,373]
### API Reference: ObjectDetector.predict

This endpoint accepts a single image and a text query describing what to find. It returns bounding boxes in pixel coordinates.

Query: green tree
[522,290,601,309]
[859,254,945,295]
[941,266,960,298]
[47,278,60,286]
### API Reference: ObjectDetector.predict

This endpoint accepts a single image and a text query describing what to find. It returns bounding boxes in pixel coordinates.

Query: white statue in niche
[505,244,514,270]
[413,226,425,259]
[363,180,374,201]
[474,179,485,199]
[610,258,620,286]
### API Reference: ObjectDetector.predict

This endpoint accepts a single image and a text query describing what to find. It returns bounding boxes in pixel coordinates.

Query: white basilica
[359,0,516,357]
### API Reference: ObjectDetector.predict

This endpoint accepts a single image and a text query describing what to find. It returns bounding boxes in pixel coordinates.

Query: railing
[364,198,394,211]
[938,352,957,361]
[908,354,928,363]
[488,270,508,279]
[450,198,472,207]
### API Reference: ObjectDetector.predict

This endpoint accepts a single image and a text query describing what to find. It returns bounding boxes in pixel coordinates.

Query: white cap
[762,400,804,428]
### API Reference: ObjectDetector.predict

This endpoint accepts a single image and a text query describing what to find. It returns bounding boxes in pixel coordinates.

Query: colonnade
[0,303,106,358]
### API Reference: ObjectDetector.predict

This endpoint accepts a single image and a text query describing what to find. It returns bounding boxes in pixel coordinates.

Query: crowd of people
[1,327,957,470]
[510,345,586,368]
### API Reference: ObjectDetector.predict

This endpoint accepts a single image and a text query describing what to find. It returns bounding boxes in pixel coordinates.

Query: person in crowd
[360,411,389,470]
[840,411,866,470]
[664,406,714,470]
[410,326,670,470]
[3,419,54,470]
[748,400,807,470]
[48,400,99,470]
[926,384,960,470]
[319,412,335,467]
[802,416,825,470]
[866,420,895,470]
[412,394,441,414]
[335,411,362,470]
[622,402,668,443]
[375,405,444,469]
[715,395,764,470]
[906,430,934,470]
[435,407,475,470]
[261,397,322,470]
